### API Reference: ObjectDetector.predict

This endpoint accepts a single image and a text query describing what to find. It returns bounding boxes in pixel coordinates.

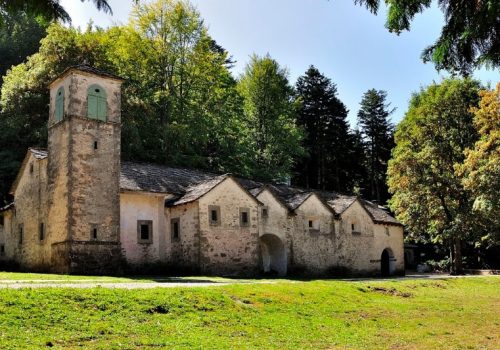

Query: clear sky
[60,0,499,127]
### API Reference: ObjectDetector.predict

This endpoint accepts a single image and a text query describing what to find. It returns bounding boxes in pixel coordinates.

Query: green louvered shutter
[55,87,64,122]
[97,96,107,121]
[87,85,107,121]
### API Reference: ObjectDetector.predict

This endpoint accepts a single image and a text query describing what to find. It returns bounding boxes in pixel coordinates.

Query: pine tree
[357,89,394,204]
[293,66,356,193]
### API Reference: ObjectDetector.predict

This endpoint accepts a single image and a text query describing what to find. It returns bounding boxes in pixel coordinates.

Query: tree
[388,78,482,274]
[0,11,48,85]
[0,0,112,25]
[458,84,500,245]
[293,66,356,193]
[357,89,394,204]
[238,54,304,182]
[354,0,500,74]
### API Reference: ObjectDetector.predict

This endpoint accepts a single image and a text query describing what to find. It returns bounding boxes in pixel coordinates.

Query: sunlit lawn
[0,276,498,349]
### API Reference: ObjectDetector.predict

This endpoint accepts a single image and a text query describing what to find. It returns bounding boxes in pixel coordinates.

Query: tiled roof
[361,200,401,225]
[68,64,124,81]
[170,175,228,206]
[120,161,216,195]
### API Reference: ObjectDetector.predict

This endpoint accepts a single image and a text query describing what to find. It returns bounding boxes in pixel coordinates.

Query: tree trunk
[451,237,463,275]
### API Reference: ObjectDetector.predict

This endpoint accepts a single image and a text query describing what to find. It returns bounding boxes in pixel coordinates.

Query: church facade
[0,66,404,277]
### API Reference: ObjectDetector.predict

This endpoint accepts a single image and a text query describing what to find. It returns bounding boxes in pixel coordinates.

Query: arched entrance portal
[259,234,287,276]
[381,248,395,277]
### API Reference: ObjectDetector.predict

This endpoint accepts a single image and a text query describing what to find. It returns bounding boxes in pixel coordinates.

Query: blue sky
[61,0,499,127]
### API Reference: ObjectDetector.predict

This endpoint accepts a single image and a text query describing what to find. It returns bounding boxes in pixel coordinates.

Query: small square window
[137,220,153,243]
[208,205,220,226]
[171,218,180,241]
[240,208,250,227]
[261,207,269,219]
[39,223,45,241]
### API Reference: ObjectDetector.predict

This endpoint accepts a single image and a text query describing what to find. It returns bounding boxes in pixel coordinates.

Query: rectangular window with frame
[208,205,221,226]
[137,220,153,243]
[240,208,250,227]
[39,222,45,241]
[171,218,180,241]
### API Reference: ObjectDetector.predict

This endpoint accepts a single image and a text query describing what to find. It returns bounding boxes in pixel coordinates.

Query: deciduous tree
[388,78,483,274]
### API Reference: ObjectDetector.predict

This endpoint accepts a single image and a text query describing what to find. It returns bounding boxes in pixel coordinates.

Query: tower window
[39,223,45,241]
[171,218,180,241]
[240,208,250,227]
[55,87,64,122]
[137,220,153,243]
[87,84,107,121]
[94,141,98,150]
[18,224,23,245]
[29,163,34,174]
[90,224,98,240]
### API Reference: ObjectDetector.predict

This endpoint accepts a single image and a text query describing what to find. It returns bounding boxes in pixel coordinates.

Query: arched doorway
[381,248,395,277]
[259,234,287,276]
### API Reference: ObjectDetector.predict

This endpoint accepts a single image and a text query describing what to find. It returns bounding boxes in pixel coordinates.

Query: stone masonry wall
[289,195,336,274]
[167,202,200,273]
[198,179,260,276]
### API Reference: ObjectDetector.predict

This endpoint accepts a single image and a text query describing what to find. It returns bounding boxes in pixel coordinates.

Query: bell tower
[47,64,124,274]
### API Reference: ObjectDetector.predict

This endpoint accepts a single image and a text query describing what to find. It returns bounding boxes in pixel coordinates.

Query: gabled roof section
[10,148,48,195]
[168,174,228,206]
[0,202,14,213]
[361,200,402,226]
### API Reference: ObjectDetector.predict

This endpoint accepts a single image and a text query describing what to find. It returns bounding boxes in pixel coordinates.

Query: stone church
[0,65,404,277]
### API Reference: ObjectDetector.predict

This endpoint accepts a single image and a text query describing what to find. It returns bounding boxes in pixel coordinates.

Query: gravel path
[0,274,495,289]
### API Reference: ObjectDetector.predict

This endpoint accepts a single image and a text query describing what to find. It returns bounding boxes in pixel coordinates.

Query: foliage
[388,78,482,274]
[458,84,500,245]
[357,89,394,204]
[0,0,112,25]
[237,54,304,182]
[293,66,364,193]
[354,0,500,74]
[0,277,498,348]
[0,11,48,86]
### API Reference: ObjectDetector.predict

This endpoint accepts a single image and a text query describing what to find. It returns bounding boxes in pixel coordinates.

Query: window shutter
[55,88,64,122]
[97,97,107,121]
[88,95,98,119]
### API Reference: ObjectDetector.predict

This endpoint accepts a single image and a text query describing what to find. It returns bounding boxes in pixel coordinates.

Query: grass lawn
[0,277,498,349]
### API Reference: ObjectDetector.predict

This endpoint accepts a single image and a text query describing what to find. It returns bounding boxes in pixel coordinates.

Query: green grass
[0,277,498,349]
[0,272,241,283]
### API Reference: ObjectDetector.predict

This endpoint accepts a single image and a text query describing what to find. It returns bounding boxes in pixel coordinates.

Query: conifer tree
[357,89,394,203]
[293,66,355,192]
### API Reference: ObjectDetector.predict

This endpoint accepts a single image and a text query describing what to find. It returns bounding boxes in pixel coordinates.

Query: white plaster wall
[120,192,167,266]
